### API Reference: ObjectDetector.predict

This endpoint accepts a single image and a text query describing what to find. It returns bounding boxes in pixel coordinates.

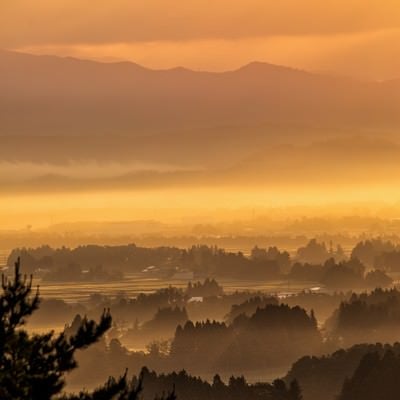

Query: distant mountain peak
[237,61,308,75]
[0,48,398,141]
[1,48,312,76]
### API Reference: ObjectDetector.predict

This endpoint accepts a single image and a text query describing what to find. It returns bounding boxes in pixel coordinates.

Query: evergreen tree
[0,258,175,400]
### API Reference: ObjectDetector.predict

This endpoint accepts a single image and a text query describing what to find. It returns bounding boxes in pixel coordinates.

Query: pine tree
[0,258,176,400]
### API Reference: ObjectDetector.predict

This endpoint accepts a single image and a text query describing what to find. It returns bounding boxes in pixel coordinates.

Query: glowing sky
[2,0,400,80]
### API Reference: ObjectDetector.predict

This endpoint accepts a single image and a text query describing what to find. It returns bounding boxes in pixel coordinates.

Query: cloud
[1,0,400,47]
[0,161,193,184]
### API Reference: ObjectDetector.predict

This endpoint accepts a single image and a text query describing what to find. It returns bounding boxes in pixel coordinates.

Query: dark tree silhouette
[0,258,175,400]
[288,380,303,400]
[339,350,400,400]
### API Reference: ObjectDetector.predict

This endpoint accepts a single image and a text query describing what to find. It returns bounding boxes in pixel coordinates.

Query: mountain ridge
[0,49,328,77]
[3,49,398,83]
[3,137,400,193]
[1,49,399,166]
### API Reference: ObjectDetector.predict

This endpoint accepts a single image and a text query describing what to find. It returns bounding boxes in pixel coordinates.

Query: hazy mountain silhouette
[2,49,400,189]
[227,137,400,184]
[4,137,400,193]
[1,49,399,143]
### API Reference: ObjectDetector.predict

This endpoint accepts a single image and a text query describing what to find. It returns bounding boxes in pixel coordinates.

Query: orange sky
[2,0,400,80]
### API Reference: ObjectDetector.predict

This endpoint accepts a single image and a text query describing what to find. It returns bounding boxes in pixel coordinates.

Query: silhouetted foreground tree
[0,258,175,400]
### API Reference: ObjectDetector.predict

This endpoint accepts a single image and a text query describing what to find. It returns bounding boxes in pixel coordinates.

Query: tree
[338,350,400,400]
[272,379,303,400]
[0,258,175,400]
[364,269,393,288]
[288,380,303,400]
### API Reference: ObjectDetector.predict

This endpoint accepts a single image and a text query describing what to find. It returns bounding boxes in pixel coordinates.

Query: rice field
[31,274,316,303]
[0,249,317,303]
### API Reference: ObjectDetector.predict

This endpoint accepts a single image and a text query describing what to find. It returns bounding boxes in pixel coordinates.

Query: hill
[1,50,399,162]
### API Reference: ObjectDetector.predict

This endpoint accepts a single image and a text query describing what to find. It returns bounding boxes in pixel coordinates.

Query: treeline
[286,342,400,400]
[7,244,182,277]
[28,279,289,353]
[31,281,400,352]
[8,237,400,270]
[339,350,400,400]
[65,286,400,390]
[170,304,321,372]
[327,288,400,345]
[65,303,322,388]
[8,238,398,286]
[283,287,400,399]
[8,244,284,280]
[289,258,392,290]
[351,238,400,268]
[137,367,302,400]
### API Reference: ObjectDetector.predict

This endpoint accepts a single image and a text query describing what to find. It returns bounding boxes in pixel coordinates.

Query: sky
[2,0,400,80]
[1,1,400,230]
